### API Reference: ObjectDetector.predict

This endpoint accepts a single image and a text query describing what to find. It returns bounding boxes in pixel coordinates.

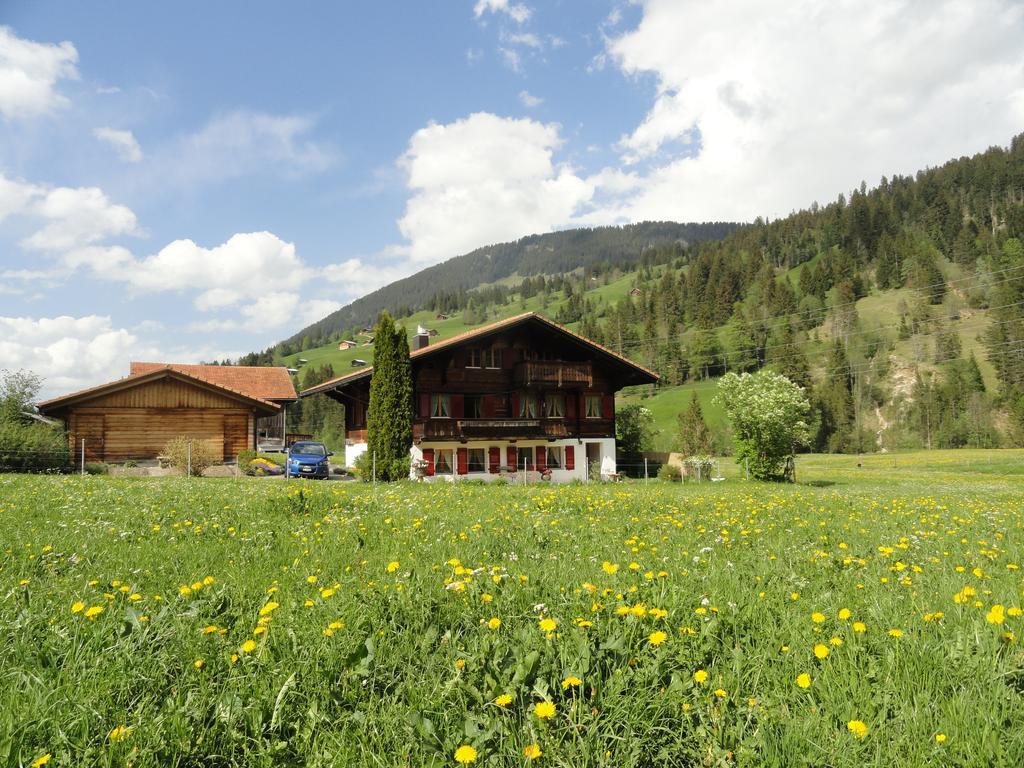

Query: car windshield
[291,444,326,456]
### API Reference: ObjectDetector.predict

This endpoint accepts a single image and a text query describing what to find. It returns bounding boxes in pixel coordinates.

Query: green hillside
[277,134,1024,453]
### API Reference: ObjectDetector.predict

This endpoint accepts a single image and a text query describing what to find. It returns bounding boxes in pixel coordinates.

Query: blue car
[286,441,332,479]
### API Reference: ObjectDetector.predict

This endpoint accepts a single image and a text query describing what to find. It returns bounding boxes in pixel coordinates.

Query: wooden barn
[37,363,297,463]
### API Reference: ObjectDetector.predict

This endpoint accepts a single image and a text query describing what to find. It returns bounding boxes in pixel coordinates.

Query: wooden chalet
[300,312,658,482]
[38,363,298,462]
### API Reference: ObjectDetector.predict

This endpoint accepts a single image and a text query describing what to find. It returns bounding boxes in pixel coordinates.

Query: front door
[585,442,601,480]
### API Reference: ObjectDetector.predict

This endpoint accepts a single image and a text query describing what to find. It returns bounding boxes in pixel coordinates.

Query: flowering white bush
[716,370,810,481]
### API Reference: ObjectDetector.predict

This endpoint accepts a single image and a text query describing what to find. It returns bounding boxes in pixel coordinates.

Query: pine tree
[366,312,413,480]
[676,392,714,456]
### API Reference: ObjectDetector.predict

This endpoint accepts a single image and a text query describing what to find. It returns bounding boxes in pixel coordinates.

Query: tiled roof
[300,311,658,397]
[37,366,281,413]
[129,362,297,401]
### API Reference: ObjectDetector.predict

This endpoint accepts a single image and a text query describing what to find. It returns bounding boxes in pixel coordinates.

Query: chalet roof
[129,362,297,401]
[37,366,283,414]
[300,311,658,397]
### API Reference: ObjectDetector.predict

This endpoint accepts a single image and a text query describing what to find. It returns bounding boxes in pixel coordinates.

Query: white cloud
[22,186,139,252]
[396,112,592,264]
[93,127,143,163]
[503,32,542,49]
[157,110,337,186]
[518,90,543,108]
[0,315,140,397]
[599,0,1024,222]
[474,0,531,24]
[499,48,522,73]
[0,26,78,120]
[323,255,417,299]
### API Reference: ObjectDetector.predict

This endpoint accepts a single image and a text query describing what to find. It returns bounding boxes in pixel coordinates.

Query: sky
[1,0,1023,397]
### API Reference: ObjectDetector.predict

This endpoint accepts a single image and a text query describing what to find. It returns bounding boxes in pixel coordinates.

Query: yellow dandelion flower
[853,621,867,634]
[713,688,728,699]
[811,612,826,623]
[386,561,400,573]
[30,754,52,767]
[320,587,335,598]
[986,604,1005,625]
[108,725,132,742]
[241,639,257,653]
[888,628,903,638]
[524,743,542,760]
[693,669,708,684]
[306,575,318,584]
[813,643,830,659]
[796,673,811,689]
[847,720,868,739]
[71,601,85,613]
[258,602,279,617]
[935,733,947,743]
[648,630,668,646]
[601,561,619,575]
[487,617,501,630]
[838,608,852,620]
[562,676,582,689]
[534,700,556,719]
[539,617,557,632]
[494,694,513,707]
[193,659,204,669]
[84,606,104,620]
[454,744,477,764]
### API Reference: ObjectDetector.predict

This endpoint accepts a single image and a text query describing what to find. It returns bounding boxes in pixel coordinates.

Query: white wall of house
[344,440,368,468]
[408,437,616,483]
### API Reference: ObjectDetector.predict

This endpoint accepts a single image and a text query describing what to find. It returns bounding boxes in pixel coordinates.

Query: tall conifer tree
[366,312,413,480]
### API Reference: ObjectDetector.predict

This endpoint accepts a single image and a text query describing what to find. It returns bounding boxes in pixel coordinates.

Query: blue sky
[2,0,1023,396]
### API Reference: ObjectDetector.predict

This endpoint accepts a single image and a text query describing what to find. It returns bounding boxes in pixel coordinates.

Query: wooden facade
[301,313,658,471]
[38,368,283,463]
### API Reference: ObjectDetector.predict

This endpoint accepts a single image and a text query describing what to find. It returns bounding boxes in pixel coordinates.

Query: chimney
[413,333,429,351]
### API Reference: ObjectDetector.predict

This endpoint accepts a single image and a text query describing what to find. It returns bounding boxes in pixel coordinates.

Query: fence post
[744,457,749,480]
[372,451,377,485]
[80,438,85,476]
[644,458,648,484]
[187,440,192,478]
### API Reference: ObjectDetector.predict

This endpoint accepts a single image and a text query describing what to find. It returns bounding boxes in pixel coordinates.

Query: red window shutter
[488,446,500,473]
[423,448,434,476]
[420,393,430,418]
[451,394,465,419]
[501,347,514,368]
[510,393,520,417]
[457,447,468,475]
[565,445,575,470]
[565,393,576,419]
[535,445,547,472]
[602,395,614,420]
[481,395,495,418]
[578,394,587,419]
[506,445,517,469]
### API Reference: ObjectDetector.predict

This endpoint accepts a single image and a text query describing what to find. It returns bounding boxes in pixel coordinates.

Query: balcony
[513,360,593,388]
[416,418,578,440]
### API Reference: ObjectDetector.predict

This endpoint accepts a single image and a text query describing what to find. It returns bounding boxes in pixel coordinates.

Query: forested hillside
[258,135,1024,454]
[282,221,737,345]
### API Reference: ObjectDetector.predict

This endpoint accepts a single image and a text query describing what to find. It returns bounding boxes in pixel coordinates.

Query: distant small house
[629,287,642,297]
[297,358,308,364]
[358,327,374,336]
[436,313,450,321]
[416,324,439,338]
[362,337,374,346]
[428,329,439,337]
[338,340,358,350]
[351,358,367,368]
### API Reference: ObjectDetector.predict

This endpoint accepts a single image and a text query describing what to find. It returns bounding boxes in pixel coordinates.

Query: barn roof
[37,366,282,415]
[129,362,297,401]
[300,311,658,397]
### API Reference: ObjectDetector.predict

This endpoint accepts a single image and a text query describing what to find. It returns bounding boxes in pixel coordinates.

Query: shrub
[683,455,717,481]
[354,451,409,482]
[658,463,682,482]
[123,459,138,468]
[0,420,69,472]
[162,436,219,477]
[84,462,109,475]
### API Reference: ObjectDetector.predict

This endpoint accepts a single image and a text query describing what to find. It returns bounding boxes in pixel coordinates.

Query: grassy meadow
[3,450,1024,766]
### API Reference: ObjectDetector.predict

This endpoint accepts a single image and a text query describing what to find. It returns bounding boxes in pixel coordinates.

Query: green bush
[162,436,219,477]
[0,420,69,472]
[354,452,410,482]
[658,463,682,482]
[84,462,109,475]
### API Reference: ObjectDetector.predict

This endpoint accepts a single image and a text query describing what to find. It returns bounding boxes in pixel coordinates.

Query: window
[543,394,565,418]
[465,395,482,419]
[585,395,603,419]
[431,394,451,418]
[546,446,563,469]
[434,449,453,474]
[468,448,486,473]
[484,348,502,368]
[466,349,481,368]
[516,447,534,471]
[519,393,538,418]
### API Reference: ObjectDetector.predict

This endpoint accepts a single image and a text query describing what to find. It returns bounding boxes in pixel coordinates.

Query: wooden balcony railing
[513,360,593,387]
[413,417,613,441]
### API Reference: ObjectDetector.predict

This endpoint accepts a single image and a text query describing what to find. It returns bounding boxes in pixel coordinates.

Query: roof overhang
[37,367,282,416]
